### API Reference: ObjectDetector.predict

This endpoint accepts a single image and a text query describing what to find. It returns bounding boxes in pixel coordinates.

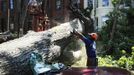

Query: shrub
[98,47,134,70]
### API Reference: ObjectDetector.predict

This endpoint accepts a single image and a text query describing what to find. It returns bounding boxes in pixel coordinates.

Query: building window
[1,0,7,14]
[56,0,62,10]
[10,0,14,10]
[119,0,131,9]
[72,0,80,8]
[95,0,98,8]
[95,17,98,31]
[132,0,134,8]
[101,16,109,25]
[88,0,93,7]
[124,0,131,7]
[77,0,80,8]
[102,0,109,7]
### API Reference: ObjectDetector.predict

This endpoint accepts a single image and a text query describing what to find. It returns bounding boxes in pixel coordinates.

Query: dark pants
[86,57,98,69]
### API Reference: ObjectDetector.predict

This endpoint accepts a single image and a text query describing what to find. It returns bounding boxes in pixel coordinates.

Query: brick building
[0,0,9,32]
[44,0,84,25]
[26,0,84,32]
[0,0,21,33]
[0,0,134,33]
[0,0,85,33]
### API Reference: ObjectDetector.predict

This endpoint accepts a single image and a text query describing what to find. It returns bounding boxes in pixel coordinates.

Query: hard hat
[88,33,98,40]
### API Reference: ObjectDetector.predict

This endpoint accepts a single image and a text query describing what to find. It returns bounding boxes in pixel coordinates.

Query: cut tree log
[0,19,83,75]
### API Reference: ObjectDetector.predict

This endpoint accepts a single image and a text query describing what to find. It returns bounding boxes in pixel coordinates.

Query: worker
[72,29,98,69]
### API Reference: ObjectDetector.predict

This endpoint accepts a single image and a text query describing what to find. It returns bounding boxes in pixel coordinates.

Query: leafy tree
[99,0,134,57]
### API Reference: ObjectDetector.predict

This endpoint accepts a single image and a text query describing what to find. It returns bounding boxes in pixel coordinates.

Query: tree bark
[68,0,94,34]
[108,0,121,52]
[0,19,83,75]
[41,0,48,13]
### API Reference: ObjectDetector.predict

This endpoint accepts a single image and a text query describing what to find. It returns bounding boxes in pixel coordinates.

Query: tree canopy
[99,0,134,56]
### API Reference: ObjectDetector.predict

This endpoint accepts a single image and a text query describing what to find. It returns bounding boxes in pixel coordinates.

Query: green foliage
[112,0,131,7]
[99,1,134,69]
[99,3,134,55]
[100,9,130,55]
[98,47,134,70]
[112,0,120,6]
[98,55,118,67]
[117,56,134,69]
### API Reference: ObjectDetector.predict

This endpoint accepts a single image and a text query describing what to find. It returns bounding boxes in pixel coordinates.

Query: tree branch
[68,0,94,34]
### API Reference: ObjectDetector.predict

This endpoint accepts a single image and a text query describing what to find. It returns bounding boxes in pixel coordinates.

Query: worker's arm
[72,29,88,42]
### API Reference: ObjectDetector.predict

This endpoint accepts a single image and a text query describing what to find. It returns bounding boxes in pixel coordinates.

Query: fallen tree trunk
[0,19,83,75]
